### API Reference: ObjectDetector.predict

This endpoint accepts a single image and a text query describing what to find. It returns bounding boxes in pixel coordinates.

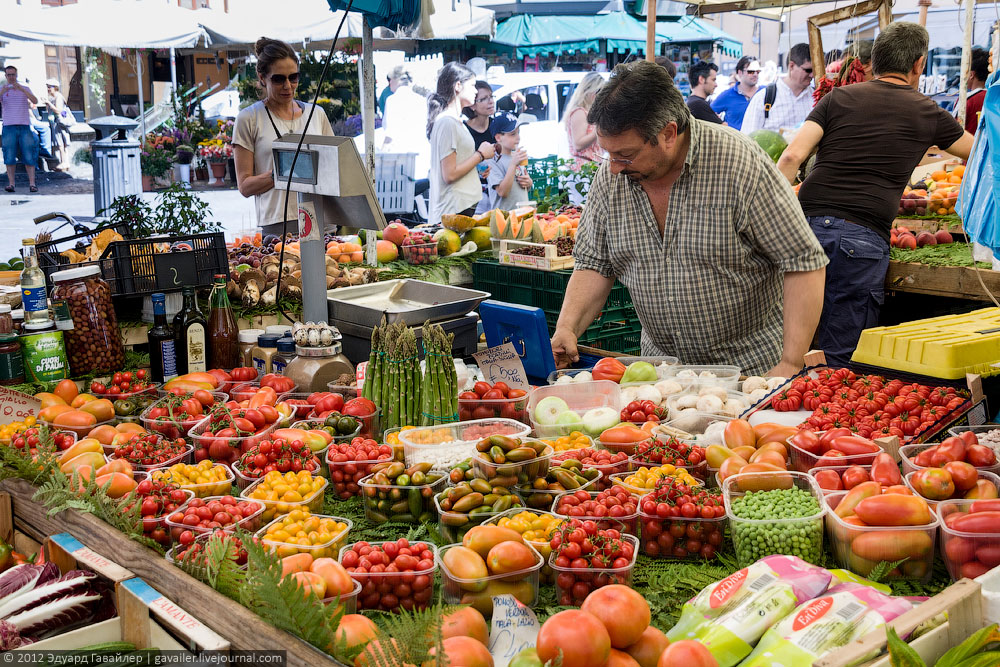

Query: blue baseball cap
[489,112,518,135]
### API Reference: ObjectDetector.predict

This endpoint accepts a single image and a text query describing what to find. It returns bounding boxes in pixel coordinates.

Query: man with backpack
[741,43,815,135]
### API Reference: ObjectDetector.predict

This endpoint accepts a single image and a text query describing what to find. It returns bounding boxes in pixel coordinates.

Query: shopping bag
[959,70,1000,258]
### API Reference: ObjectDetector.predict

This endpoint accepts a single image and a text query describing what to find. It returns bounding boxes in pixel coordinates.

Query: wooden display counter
[0,477,346,667]
[892,217,964,236]
[887,261,1000,301]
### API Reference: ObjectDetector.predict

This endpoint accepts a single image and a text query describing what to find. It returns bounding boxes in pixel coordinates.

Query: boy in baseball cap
[486,112,534,210]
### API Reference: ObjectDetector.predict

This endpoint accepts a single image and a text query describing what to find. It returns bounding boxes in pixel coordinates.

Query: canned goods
[19,322,68,384]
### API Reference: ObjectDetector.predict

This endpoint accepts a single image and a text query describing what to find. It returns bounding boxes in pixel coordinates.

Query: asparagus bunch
[364,319,422,431]
[419,321,458,426]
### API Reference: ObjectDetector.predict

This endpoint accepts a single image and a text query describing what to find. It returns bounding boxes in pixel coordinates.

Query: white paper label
[365,232,377,267]
[472,343,529,390]
[356,361,367,389]
[488,594,540,667]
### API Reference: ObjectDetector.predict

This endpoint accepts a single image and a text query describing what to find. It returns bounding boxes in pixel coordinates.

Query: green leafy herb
[891,243,992,268]
[868,558,909,583]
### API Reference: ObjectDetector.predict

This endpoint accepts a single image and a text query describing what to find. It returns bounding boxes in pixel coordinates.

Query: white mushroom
[699,386,729,401]
[766,376,788,390]
[654,379,684,396]
[695,394,724,413]
[742,376,768,394]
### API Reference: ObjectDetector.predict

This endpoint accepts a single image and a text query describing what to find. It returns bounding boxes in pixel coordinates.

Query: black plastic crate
[105,232,229,296]
[35,221,132,289]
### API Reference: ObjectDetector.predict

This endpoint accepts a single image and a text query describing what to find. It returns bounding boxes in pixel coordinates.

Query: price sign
[488,594,540,667]
[472,343,529,390]
[356,361,367,390]
[0,386,41,425]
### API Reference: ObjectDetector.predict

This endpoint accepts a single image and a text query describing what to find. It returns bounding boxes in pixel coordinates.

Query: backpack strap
[763,83,778,120]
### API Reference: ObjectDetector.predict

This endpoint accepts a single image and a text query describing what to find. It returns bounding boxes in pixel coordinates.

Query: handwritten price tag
[473,343,529,390]
[0,386,41,426]
[488,594,540,667]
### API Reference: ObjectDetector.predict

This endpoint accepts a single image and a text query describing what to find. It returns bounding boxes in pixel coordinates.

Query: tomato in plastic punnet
[911,468,955,500]
[592,358,627,384]
[854,494,932,526]
[536,610,611,667]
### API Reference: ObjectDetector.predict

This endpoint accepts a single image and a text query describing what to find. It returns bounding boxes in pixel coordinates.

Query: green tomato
[620,361,658,383]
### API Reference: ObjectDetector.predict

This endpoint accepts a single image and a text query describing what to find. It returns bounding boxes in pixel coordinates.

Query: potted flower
[173,144,194,185]
[140,144,173,191]
[198,123,235,186]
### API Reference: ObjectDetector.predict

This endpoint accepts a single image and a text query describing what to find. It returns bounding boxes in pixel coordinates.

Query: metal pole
[137,51,146,140]
[170,46,177,97]
[957,0,974,127]
[362,18,376,185]
[646,0,656,61]
[917,0,931,27]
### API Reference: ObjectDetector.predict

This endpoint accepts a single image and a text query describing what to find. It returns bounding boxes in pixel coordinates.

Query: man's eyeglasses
[595,155,634,166]
[269,72,300,85]
[476,95,494,103]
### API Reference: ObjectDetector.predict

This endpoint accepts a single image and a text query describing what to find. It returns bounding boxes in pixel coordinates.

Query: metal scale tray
[327,279,490,328]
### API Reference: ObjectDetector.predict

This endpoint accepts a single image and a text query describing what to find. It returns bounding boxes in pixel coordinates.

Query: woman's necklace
[267,98,298,121]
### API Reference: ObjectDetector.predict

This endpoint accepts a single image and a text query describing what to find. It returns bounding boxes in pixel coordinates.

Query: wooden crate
[887,261,1000,302]
[16,578,228,652]
[498,240,574,271]
[816,579,984,667]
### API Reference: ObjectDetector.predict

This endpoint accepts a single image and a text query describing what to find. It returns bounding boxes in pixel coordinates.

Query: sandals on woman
[3,185,13,193]
[29,185,37,193]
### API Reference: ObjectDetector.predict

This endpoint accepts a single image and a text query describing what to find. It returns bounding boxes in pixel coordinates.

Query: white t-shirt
[232,100,334,226]
[740,77,815,135]
[486,153,530,211]
[429,113,482,224]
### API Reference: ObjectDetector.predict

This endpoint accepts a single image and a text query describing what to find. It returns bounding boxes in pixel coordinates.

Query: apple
[534,396,570,426]
[582,407,620,437]
[555,410,582,435]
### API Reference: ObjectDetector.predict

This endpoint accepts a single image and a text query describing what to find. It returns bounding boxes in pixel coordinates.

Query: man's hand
[551,328,580,369]
[766,359,801,378]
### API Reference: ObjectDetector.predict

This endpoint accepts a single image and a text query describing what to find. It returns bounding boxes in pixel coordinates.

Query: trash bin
[89,115,142,214]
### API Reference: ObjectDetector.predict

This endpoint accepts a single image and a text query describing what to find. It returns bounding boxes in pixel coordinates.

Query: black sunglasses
[800,67,814,74]
[269,72,300,85]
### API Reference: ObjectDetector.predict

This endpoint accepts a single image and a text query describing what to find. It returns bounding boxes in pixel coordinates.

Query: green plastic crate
[526,157,560,202]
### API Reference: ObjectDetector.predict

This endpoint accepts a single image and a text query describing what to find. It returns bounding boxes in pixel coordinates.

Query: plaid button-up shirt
[573,120,828,376]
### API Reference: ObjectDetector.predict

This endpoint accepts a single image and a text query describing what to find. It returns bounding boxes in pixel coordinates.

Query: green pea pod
[452,492,484,513]
[367,510,389,523]
[408,488,422,517]
[505,447,538,463]
[405,462,433,476]
[493,495,513,512]
[396,474,411,487]
[469,478,492,495]
[441,511,470,526]
[489,434,519,451]
[552,468,581,489]
[492,474,519,488]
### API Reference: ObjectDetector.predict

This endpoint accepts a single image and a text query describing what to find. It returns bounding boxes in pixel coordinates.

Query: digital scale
[271,134,386,324]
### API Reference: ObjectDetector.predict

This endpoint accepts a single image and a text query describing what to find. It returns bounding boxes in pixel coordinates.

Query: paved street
[0,172,257,261]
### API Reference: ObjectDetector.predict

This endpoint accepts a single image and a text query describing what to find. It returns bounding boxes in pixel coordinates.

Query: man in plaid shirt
[551,61,828,377]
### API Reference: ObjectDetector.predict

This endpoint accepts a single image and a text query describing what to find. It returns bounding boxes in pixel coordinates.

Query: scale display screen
[274,148,319,184]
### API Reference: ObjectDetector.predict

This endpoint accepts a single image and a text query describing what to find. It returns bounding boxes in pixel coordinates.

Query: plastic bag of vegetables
[738,582,913,666]
[666,555,833,667]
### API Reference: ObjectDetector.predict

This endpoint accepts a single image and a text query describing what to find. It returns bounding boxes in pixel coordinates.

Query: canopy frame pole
[806,0,892,82]
[170,47,177,99]
[646,1,656,61]
[957,0,974,127]
[137,50,146,141]
[362,18,376,185]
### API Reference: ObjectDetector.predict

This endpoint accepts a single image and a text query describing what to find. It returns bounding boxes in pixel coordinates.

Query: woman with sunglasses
[233,37,334,228]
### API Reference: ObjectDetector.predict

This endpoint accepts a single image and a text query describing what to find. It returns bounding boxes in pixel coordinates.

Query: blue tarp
[492,11,741,57]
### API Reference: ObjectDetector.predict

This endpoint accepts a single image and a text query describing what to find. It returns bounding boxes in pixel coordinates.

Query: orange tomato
[87,424,119,446]
[79,398,115,422]
[70,393,98,408]
[39,404,73,422]
[115,422,146,434]
[53,379,79,404]
[53,409,98,429]
[36,392,68,409]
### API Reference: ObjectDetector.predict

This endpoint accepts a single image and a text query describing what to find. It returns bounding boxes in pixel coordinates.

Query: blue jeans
[2,125,39,166]
[31,119,52,159]
[808,216,890,368]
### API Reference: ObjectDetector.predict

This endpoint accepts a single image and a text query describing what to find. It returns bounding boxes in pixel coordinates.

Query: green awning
[492,12,741,58]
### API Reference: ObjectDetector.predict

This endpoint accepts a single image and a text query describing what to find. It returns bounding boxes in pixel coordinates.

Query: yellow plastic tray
[852,307,1000,379]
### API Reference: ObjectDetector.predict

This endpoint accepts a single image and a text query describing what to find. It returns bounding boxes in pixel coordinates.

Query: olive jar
[51,266,125,376]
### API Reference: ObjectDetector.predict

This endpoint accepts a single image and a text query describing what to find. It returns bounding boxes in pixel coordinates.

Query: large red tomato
[580,584,650,648]
[440,606,489,646]
[624,626,670,667]
[536,610,611,667]
[592,358,626,383]
[657,640,718,667]
[344,397,378,417]
[607,649,640,667]
[423,636,493,667]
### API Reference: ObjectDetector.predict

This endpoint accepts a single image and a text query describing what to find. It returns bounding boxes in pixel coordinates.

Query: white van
[488,71,609,159]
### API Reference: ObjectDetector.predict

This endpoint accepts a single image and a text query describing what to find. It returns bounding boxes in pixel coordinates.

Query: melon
[489,209,509,238]
[473,211,491,227]
[462,227,491,251]
[749,130,787,163]
[510,218,522,239]
[441,213,478,233]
